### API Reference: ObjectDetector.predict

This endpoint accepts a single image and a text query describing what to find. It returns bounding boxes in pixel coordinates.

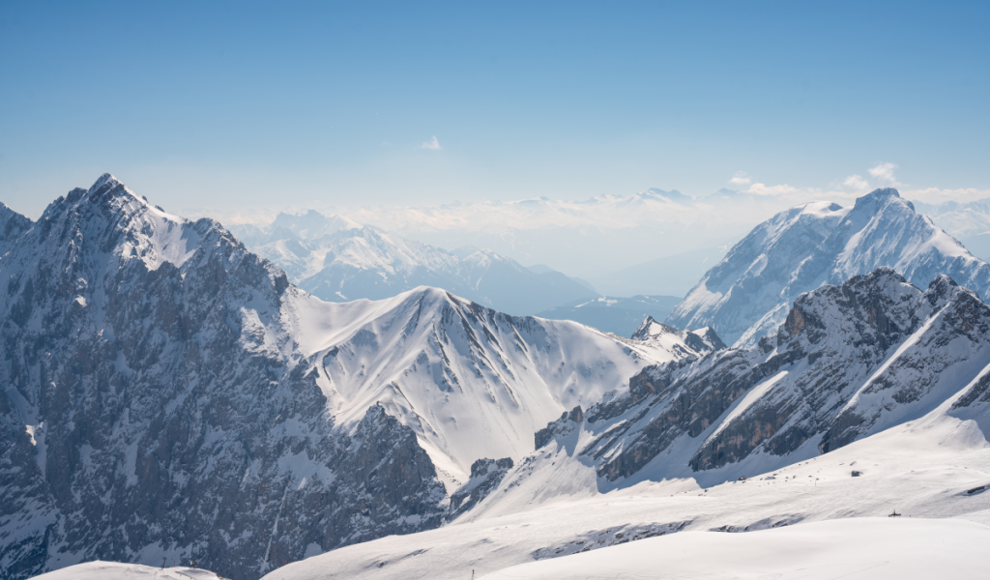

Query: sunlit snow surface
[478,518,990,580]
[260,412,990,580]
[30,562,221,580]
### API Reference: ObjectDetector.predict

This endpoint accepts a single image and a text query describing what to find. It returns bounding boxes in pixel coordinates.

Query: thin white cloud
[843,174,870,191]
[745,182,801,197]
[729,171,752,186]
[902,187,990,205]
[419,136,441,150]
[868,162,899,185]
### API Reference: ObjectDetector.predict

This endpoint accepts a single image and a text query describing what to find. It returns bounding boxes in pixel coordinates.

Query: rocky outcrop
[448,457,514,519]
[533,268,990,486]
[0,176,446,580]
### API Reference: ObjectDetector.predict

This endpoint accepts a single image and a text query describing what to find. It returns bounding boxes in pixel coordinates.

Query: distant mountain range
[667,189,990,346]
[193,188,789,295]
[229,212,597,316]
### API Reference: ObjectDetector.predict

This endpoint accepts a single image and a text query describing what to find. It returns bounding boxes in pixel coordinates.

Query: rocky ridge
[503,268,990,498]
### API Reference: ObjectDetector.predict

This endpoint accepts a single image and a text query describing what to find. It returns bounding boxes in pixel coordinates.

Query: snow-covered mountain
[0,176,719,580]
[228,212,598,315]
[264,268,990,580]
[556,268,990,488]
[194,188,787,292]
[667,188,990,346]
[914,197,990,263]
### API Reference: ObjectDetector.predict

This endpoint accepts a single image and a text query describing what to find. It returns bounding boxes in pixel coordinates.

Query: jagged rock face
[448,457,514,519]
[0,176,446,580]
[667,189,990,347]
[550,268,990,486]
[0,203,31,258]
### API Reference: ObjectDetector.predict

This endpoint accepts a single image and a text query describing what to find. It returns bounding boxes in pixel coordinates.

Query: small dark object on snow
[889,509,901,517]
[738,476,746,481]
[851,470,862,477]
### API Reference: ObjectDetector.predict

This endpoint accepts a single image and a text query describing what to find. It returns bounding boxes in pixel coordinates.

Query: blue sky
[1,1,988,217]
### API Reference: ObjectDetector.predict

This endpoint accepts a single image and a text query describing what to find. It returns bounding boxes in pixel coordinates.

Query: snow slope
[259,407,990,580]
[668,189,990,346]
[914,197,990,264]
[259,268,990,580]
[281,286,719,486]
[479,518,990,580]
[229,213,597,315]
[31,562,221,580]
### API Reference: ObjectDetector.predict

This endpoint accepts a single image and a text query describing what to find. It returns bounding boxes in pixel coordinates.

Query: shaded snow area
[31,562,222,580]
[668,188,990,347]
[260,413,990,580]
[479,518,990,580]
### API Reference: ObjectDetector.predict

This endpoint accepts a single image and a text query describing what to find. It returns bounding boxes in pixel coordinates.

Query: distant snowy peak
[269,209,363,240]
[667,188,990,347]
[233,212,597,315]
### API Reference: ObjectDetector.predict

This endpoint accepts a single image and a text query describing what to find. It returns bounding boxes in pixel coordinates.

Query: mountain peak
[853,188,912,213]
[89,172,123,193]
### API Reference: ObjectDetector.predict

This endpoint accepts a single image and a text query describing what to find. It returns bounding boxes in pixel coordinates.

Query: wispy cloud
[868,162,899,185]
[843,174,870,191]
[901,186,990,205]
[419,136,441,150]
[729,171,752,186]
[746,182,801,197]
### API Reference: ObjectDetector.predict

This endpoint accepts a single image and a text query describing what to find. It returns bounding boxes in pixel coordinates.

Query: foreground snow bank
[30,561,222,580]
[480,517,990,580]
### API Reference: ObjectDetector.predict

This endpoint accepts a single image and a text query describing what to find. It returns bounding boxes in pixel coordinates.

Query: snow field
[260,412,990,580]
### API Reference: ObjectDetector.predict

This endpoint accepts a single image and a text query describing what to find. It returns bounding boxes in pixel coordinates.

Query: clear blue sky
[1,1,988,217]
